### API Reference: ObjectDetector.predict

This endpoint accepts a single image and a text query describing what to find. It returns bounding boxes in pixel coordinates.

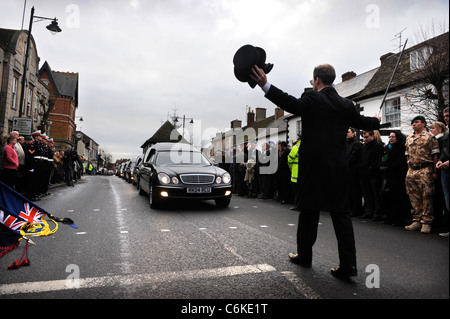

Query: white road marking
[76,232,87,235]
[109,180,132,274]
[0,264,277,296]
[281,271,322,299]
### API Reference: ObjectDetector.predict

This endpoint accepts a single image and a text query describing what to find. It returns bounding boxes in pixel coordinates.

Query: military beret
[411,115,426,124]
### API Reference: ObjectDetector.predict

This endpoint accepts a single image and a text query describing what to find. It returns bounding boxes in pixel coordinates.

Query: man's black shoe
[330,265,357,278]
[288,253,311,267]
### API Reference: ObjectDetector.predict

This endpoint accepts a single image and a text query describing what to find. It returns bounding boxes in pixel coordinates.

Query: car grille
[180,174,215,184]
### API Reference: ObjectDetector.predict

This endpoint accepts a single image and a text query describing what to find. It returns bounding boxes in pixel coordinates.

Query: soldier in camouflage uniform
[405,115,440,234]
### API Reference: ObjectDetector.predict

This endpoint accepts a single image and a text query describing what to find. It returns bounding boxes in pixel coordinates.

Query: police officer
[288,138,301,210]
[405,115,440,234]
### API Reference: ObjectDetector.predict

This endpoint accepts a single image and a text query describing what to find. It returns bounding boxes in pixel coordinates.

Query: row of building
[0,27,99,165]
[208,32,449,153]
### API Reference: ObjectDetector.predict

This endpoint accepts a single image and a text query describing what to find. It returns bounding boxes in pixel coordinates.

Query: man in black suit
[250,64,381,277]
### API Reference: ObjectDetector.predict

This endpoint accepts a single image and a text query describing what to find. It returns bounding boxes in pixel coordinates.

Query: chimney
[247,109,255,126]
[231,119,242,129]
[275,107,284,120]
[380,52,395,65]
[341,71,356,82]
[255,107,266,122]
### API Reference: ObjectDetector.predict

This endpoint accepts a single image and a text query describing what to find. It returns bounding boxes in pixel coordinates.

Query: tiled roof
[335,68,379,98]
[140,120,189,148]
[53,71,79,98]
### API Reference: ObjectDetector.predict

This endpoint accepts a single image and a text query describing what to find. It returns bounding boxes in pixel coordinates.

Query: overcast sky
[1,0,448,161]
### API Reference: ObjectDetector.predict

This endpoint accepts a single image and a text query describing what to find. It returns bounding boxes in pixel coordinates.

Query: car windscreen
[155,151,211,166]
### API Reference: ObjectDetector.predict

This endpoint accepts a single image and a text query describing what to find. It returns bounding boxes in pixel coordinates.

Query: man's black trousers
[297,209,357,269]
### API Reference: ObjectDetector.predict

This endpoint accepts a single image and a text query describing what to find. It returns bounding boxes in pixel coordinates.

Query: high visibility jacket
[288,140,301,183]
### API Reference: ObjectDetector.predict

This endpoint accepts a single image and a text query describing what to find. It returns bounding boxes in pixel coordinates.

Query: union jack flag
[0,180,77,261]
[0,182,48,233]
[19,203,46,224]
[0,206,26,231]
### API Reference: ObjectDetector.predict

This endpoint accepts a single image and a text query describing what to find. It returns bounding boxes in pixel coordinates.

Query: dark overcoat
[265,85,380,212]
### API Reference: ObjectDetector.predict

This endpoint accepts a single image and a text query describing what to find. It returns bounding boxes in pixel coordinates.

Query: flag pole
[378,38,408,117]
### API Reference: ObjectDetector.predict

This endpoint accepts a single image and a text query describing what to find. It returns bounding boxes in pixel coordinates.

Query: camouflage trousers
[405,167,435,224]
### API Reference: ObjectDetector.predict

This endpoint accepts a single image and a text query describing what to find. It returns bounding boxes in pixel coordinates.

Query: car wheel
[149,184,160,209]
[215,197,231,208]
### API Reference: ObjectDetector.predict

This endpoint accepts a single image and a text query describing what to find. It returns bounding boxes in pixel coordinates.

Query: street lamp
[173,115,194,140]
[75,115,84,132]
[19,6,62,118]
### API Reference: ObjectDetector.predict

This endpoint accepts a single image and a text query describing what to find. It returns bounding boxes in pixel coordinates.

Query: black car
[117,163,126,178]
[133,154,143,187]
[125,161,136,183]
[138,143,232,208]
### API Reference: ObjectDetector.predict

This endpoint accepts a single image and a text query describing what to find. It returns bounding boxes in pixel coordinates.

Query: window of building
[34,94,39,121]
[385,97,401,128]
[11,77,18,109]
[27,88,33,116]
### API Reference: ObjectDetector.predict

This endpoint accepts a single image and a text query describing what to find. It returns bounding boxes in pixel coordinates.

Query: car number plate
[187,187,212,193]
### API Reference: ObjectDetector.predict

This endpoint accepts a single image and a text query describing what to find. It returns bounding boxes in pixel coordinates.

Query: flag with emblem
[0,181,77,268]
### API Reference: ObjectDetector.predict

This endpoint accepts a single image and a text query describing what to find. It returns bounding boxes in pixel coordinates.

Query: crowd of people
[214,140,293,203]
[215,107,449,237]
[0,130,84,201]
[3,107,448,239]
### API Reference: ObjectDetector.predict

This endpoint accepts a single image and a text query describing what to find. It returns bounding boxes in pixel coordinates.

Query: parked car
[121,161,130,180]
[125,161,136,183]
[133,155,143,186]
[117,163,126,178]
[138,143,232,208]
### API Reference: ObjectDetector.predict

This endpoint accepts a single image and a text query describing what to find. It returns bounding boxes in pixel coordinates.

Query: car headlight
[158,173,171,184]
[222,173,231,184]
[172,176,179,184]
[216,176,222,184]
